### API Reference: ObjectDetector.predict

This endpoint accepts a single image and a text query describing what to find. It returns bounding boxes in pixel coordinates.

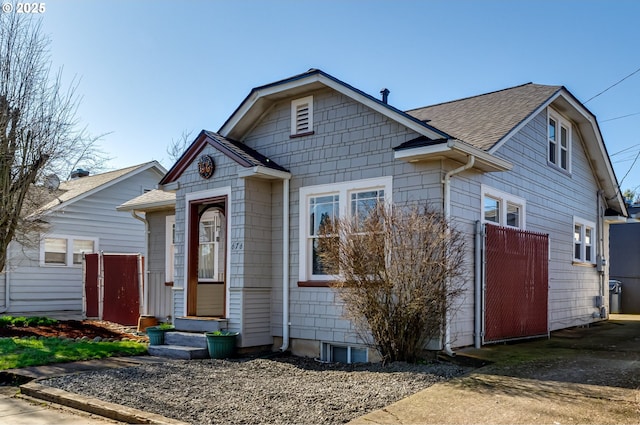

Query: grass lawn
[0,337,148,370]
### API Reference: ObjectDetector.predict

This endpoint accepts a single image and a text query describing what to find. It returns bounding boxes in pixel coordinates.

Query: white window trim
[291,95,314,136]
[573,217,596,264]
[40,234,99,267]
[165,215,175,282]
[481,185,526,229]
[299,176,392,282]
[548,108,572,173]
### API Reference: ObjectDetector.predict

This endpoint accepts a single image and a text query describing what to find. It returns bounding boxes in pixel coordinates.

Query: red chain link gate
[483,225,549,343]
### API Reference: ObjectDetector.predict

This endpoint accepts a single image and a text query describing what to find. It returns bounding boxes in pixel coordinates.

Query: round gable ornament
[198,154,215,179]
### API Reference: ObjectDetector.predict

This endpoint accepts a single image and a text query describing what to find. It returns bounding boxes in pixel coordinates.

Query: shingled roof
[405,83,562,151]
[35,161,165,215]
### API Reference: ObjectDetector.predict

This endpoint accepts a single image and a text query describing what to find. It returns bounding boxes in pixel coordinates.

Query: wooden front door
[187,196,227,317]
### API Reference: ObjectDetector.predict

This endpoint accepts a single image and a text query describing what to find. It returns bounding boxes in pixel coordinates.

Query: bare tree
[318,202,467,363]
[166,129,194,164]
[0,12,105,272]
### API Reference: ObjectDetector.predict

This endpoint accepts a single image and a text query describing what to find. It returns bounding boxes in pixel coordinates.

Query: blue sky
[37,0,640,192]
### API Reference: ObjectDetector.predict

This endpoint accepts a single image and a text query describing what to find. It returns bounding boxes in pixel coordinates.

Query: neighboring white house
[122,69,627,362]
[0,161,166,318]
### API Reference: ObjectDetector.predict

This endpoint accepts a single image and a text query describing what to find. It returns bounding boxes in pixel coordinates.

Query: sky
[27,0,640,192]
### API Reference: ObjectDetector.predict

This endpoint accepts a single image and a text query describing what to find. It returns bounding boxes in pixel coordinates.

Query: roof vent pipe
[380,88,390,104]
[70,169,90,179]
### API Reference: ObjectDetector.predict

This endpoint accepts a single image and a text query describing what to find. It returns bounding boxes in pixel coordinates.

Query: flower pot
[146,325,174,345]
[205,331,239,359]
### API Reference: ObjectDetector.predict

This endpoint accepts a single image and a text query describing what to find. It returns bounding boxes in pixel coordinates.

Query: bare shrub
[317,202,467,363]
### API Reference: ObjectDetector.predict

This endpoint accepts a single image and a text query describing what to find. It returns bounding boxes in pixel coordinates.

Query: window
[548,110,571,172]
[291,96,314,136]
[481,186,525,229]
[41,235,98,266]
[73,240,95,264]
[573,217,595,264]
[44,238,67,265]
[321,342,368,364]
[199,209,223,281]
[299,177,392,282]
[166,215,176,283]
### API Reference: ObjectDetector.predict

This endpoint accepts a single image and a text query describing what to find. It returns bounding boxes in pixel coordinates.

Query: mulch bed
[0,319,147,341]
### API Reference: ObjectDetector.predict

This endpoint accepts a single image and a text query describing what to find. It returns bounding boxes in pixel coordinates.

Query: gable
[159,130,289,186]
[33,161,166,217]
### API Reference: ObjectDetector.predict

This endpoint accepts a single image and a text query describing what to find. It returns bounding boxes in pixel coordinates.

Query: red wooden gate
[484,225,549,343]
[83,253,142,326]
[84,254,99,318]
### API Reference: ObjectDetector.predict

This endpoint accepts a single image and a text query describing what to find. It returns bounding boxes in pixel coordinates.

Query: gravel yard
[41,355,470,424]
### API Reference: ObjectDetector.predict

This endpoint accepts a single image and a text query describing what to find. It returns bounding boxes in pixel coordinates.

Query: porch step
[147,344,209,360]
[174,317,228,333]
[165,331,207,349]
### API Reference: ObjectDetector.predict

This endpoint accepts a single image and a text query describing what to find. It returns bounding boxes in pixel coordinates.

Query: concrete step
[165,331,207,349]
[148,345,209,360]
[174,317,228,333]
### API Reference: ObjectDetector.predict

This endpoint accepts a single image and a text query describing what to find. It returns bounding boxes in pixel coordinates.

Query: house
[609,204,640,313]
[0,161,166,318]
[120,69,626,361]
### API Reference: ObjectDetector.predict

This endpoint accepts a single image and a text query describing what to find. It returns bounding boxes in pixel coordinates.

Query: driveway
[350,314,640,424]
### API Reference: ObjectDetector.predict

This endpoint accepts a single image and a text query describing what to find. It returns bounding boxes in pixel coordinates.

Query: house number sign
[198,155,215,179]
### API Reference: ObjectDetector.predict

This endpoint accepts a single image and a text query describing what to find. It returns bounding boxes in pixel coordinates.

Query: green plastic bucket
[146,327,166,345]
[205,332,238,359]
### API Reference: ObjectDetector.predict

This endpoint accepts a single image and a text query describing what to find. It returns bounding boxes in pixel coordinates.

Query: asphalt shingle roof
[406,83,562,151]
[36,162,159,213]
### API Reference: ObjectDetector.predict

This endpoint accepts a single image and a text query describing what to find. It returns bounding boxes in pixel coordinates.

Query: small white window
[573,217,595,264]
[41,235,98,266]
[291,96,314,136]
[199,209,223,281]
[481,186,526,229]
[44,238,67,265]
[73,240,95,264]
[548,109,572,172]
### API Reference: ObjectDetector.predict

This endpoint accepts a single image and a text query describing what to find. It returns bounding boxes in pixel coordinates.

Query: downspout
[474,220,483,348]
[597,190,606,318]
[130,211,150,316]
[280,177,291,351]
[442,154,475,356]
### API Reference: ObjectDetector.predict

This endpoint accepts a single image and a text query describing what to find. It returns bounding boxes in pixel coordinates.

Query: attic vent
[291,96,314,137]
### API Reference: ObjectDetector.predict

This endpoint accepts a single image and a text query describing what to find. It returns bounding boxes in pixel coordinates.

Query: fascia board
[395,140,512,172]
[238,166,292,180]
[116,199,175,212]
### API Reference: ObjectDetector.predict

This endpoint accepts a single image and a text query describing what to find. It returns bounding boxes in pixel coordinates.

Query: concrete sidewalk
[350,314,640,424]
[0,386,118,425]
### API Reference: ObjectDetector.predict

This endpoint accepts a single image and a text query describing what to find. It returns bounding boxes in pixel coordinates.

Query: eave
[394,139,513,172]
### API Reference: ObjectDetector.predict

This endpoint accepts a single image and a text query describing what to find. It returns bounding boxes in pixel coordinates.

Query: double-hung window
[548,110,571,172]
[299,176,392,282]
[41,235,98,266]
[481,186,526,229]
[573,217,595,264]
